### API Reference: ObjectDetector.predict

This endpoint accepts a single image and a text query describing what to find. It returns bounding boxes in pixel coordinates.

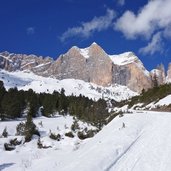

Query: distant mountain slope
[0,70,137,101]
[113,82,171,112]
[1,43,170,93]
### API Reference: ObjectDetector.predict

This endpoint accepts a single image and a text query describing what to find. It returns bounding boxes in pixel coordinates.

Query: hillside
[125,83,171,111]
[0,69,137,102]
[1,111,171,171]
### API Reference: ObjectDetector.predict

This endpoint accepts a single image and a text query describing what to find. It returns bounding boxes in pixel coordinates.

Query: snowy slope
[1,111,171,171]
[143,94,171,109]
[109,52,150,77]
[109,52,137,66]
[60,111,171,171]
[155,95,171,106]
[0,70,137,101]
[0,114,97,171]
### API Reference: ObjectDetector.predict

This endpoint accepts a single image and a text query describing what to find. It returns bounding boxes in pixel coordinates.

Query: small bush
[38,121,43,127]
[4,143,15,151]
[77,131,86,140]
[49,131,61,141]
[65,131,74,138]
[37,138,52,149]
[16,122,25,136]
[71,120,80,132]
[86,129,96,138]
[2,127,8,138]
[4,138,21,151]
[77,129,96,140]
[10,138,22,146]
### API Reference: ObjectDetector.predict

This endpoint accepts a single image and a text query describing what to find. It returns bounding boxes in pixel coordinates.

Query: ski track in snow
[1,111,171,171]
[106,116,168,171]
[61,111,171,171]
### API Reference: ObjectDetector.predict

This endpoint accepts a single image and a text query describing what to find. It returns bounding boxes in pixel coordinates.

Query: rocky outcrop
[150,64,166,86]
[167,63,171,81]
[0,43,165,93]
[0,51,53,75]
[48,43,113,86]
[127,63,152,92]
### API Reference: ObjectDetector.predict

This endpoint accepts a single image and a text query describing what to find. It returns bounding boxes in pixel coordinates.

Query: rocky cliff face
[110,52,153,92]
[48,43,113,87]
[150,64,166,86]
[0,43,169,93]
[167,63,171,81]
[0,51,53,75]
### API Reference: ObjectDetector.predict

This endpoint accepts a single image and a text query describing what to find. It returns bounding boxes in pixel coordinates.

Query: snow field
[1,111,171,171]
[0,69,137,101]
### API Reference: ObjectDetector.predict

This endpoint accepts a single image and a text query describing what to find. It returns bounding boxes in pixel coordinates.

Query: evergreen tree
[24,114,39,142]
[0,81,6,120]
[25,89,39,117]
[1,87,25,119]
[2,127,8,138]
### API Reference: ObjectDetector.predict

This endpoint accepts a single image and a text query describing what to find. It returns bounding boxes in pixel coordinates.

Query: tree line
[0,81,109,126]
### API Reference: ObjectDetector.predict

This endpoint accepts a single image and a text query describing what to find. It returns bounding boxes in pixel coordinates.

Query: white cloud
[115,0,171,39]
[117,0,125,6]
[139,32,163,55]
[164,25,171,38]
[26,27,35,35]
[60,9,116,42]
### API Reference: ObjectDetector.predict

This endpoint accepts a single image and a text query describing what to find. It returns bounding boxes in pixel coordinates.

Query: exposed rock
[0,43,164,93]
[49,43,113,86]
[0,52,53,74]
[150,64,166,86]
[167,63,171,82]
[111,53,152,92]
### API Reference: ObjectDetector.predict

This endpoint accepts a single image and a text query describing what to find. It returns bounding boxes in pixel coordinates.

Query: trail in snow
[62,111,171,171]
[1,111,171,171]
[107,114,171,171]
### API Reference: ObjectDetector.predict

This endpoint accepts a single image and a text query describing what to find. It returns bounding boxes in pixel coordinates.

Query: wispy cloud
[115,0,171,39]
[117,0,125,6]
[139,32,163,55]
[164,24,171,38]
[114,0,171,55]
[26,27,35,35]
[60,9,116,42]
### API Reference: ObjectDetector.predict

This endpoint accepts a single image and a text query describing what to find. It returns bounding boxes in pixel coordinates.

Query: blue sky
[0,0,171,71]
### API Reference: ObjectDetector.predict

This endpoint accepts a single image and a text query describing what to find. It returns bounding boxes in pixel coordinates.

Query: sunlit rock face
[0,43,163,93]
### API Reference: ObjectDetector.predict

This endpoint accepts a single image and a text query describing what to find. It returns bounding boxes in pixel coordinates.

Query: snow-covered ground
[0,114,97,171]
[1,111,171,171]
[135,94,171,110]
[0,69,137,101]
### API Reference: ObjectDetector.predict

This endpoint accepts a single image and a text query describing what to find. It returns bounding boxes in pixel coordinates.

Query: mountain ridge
[0,42,170,92]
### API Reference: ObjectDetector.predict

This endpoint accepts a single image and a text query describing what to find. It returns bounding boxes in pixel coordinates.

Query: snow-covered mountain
[0,69,137,101]
[1,42,170,93]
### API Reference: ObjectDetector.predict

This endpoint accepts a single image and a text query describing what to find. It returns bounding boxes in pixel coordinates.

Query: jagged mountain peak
[66,42,106,59]
[109,51,139,66]
[1,43,170,93]
[91,41,98,45]
[89,42,102,49]
[67,44,138,64]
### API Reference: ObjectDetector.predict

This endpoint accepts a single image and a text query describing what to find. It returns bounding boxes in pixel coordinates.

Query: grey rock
[0,43,162,93]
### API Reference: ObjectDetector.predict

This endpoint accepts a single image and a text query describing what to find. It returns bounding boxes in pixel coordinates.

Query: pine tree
[24,114,39,142]
[2,127,8,138]
[0,81,6,120]
[1,87,24,119]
